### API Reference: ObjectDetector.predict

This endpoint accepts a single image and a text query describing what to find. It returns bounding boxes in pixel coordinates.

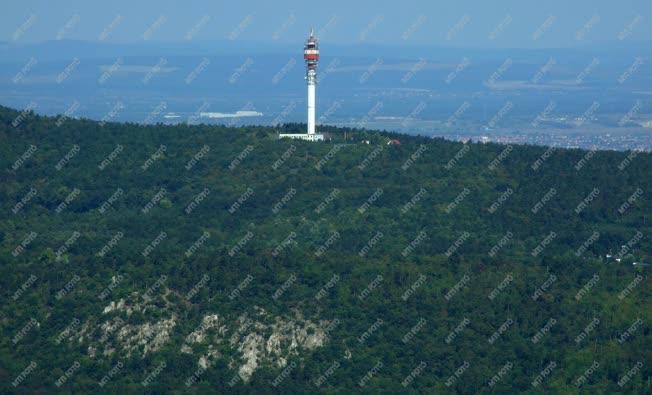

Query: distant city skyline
[1,0,650,48]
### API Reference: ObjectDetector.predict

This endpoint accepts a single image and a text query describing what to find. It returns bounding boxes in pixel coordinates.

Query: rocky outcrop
[182,307,330,382]
[64,287,330,383]
[70,290,177,359]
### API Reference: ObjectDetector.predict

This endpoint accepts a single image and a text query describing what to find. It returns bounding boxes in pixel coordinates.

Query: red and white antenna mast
[304,28,319,135]
[278,29,324,141]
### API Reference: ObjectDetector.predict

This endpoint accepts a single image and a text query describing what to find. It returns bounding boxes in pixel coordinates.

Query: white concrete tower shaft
[304,29,319,135]
[307,75,316,134]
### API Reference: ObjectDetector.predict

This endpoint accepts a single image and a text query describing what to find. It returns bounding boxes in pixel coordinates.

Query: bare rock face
[181,307,330,382]
[116,317,176,358]
[181,313,227,368]
[183,314,225,346]
[63,286,330,383]
[67,290,177,359]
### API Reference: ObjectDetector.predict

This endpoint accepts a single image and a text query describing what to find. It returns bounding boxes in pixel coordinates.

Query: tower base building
[278,133,324,141]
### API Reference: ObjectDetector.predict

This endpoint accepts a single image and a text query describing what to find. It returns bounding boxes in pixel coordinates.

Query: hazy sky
[1,0,650,48]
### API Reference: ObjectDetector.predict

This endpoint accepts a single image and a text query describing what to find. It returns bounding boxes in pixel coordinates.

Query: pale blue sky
[1,0,650,47]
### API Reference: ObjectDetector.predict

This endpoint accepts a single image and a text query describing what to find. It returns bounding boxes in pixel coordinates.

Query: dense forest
[0,105,650,394]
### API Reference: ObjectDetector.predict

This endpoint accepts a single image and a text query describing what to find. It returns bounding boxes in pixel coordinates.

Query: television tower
[304,28,319,135]
[279,29,324,141]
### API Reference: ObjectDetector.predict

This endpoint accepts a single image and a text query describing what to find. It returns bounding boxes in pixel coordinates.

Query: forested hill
[0,104,650,393]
